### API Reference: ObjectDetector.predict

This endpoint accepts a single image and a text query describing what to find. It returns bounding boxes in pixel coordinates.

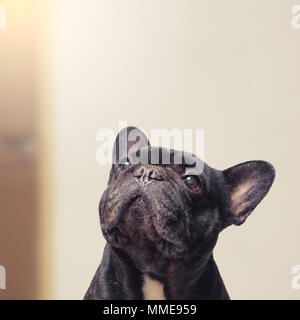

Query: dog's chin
[102,196,188,260]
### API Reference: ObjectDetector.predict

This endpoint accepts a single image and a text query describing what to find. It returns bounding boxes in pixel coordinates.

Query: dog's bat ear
[112,126,150,163]
[223,161,275,225]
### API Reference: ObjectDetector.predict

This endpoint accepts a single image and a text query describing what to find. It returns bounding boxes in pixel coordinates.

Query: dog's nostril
[134,168,144,178]
[148,170,157,180]
[149,170,164,181]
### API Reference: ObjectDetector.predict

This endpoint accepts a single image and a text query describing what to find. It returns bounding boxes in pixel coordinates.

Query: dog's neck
[107,244,229,300]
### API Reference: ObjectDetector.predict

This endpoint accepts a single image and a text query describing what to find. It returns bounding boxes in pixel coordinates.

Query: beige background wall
[51,0,300,299]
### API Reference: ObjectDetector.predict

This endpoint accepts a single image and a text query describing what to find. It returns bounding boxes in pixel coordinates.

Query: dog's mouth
[101,190,190,259]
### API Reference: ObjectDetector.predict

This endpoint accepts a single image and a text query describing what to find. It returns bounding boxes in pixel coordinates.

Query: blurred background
[0,0,300,299]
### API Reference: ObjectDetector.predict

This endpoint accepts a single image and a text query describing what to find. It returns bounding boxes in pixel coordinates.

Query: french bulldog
[84,126,275,300]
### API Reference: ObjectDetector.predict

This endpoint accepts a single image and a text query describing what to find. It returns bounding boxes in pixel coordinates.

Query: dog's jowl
[84,126,275,300]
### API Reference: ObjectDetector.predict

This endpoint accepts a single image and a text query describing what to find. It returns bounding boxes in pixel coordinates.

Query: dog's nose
[134,166,165,185]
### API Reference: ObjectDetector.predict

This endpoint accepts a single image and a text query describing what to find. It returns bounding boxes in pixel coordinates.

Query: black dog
[84,127,275,300]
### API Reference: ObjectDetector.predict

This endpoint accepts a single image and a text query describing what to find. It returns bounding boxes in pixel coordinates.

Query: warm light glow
[0,5,6,30]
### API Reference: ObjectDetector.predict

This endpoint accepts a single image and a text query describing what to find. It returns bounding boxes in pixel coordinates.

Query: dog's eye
[183,175,202,192]
[120,160,131,169]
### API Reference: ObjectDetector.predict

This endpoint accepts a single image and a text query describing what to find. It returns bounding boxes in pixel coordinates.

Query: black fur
[84,127,275,300]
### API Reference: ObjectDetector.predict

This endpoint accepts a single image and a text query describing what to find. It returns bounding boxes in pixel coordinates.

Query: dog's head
[99,127,275,261]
